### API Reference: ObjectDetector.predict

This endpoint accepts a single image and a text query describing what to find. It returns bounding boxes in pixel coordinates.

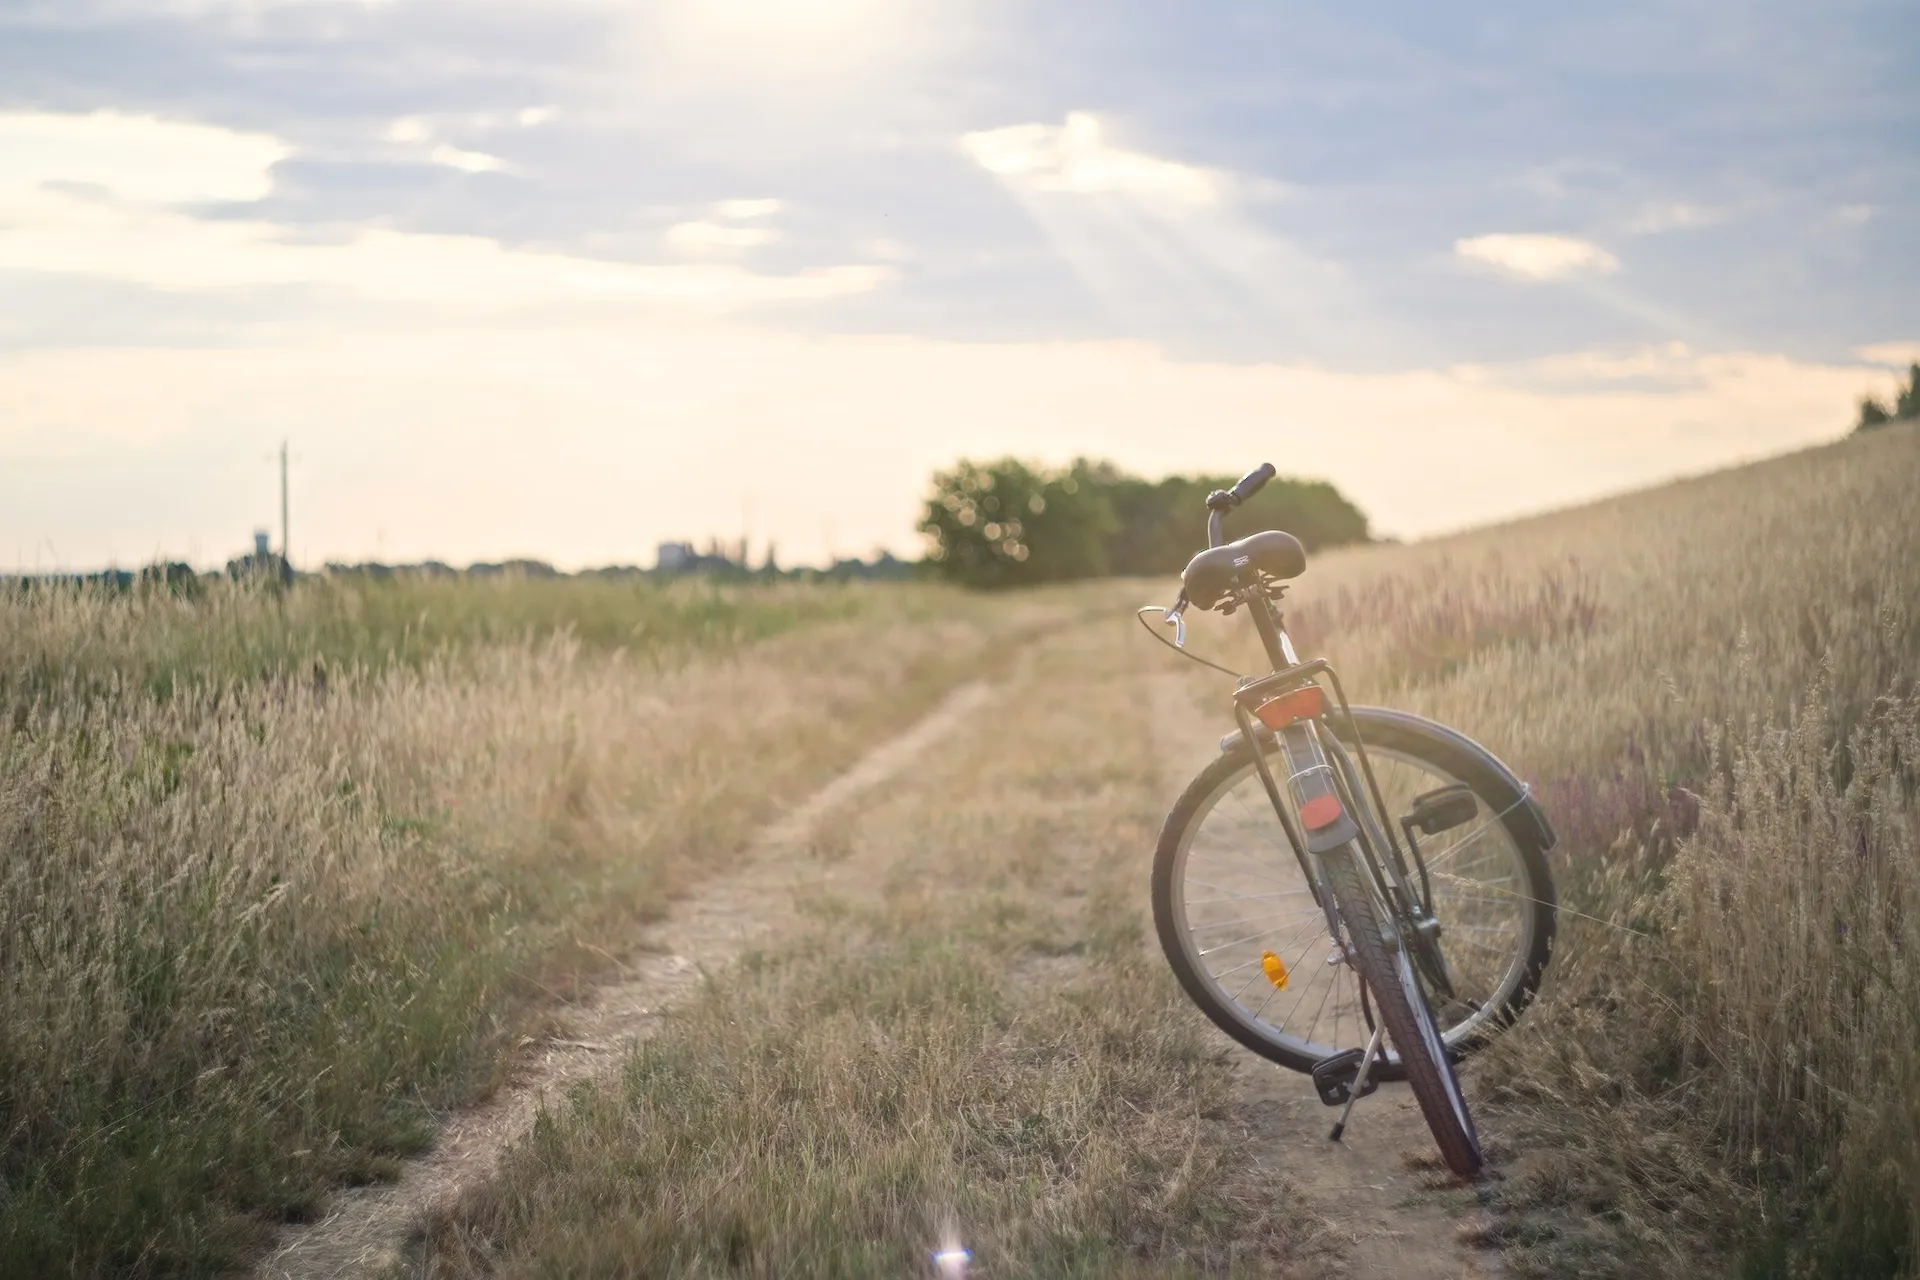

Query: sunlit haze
[2,1,1914,570]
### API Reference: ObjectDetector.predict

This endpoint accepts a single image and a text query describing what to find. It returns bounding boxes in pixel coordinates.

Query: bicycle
[1142,464,1557,1177]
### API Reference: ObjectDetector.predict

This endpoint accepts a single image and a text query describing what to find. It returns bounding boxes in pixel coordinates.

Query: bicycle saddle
[1182,529,1307,609]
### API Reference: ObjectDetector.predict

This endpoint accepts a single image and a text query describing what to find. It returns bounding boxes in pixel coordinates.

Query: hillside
[3,423,1916,1278]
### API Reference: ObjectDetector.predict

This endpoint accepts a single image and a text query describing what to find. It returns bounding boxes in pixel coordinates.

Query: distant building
[656,541,694,572]
[228,530,291,583]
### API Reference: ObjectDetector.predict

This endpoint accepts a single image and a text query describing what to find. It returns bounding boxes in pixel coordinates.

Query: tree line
[1857,362,1920,431]
[919,457,1369,589]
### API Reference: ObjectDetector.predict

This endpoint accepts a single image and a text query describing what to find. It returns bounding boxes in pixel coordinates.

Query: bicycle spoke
[1183,877,1301,900]
[1301,964,1338,1045]
[1188,908,1314,932]
[1183,889,1314,906]
[1198,926,1296,957]
[1170,733,1547,1066]
[1211,915,1320,980]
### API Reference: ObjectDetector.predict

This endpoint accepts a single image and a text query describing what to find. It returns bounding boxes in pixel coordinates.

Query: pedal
[1310,1048,1380,1107]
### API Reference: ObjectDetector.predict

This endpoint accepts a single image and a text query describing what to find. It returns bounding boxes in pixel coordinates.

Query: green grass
[1,573,893,712]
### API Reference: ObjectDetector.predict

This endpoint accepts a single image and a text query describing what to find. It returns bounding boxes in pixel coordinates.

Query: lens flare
[931,1245,972,1276]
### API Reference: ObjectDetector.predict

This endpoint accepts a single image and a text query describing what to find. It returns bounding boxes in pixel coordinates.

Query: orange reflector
[1299,794,1344,831]
[1261,950,1289,990]
[1255,684,1327,730]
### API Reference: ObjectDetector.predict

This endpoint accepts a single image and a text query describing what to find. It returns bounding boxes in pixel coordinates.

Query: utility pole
[279,440,290,570]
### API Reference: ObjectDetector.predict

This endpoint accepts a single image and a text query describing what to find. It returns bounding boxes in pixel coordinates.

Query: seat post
[1246,593,1292,673]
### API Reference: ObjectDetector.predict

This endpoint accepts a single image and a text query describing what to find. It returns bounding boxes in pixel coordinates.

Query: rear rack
[1229,657,1407,869]
[1232,658,1334,711]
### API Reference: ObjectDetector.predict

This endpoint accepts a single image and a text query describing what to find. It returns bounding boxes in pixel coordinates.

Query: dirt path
[1148,674,1498,1280]
[256,681,996,1280]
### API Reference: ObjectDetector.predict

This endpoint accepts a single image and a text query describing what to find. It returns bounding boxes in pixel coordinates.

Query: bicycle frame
[1207,539,1431,959]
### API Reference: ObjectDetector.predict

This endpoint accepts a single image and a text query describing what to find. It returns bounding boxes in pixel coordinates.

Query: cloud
[663,199,786,257]
[384,115,430,144]
[5,0,388,21]
[380,117,511,172]
[430,144,509,174]
[960,113,1217,206]
[0,110,883,311]
[0,110,288,204]
[0,189,880,304]
[713,198,781,219]
[664,219,779,256]
[1625,202,1725,234]
[954,110,1380,361]
[1469,340,1715,392]
[1855,341,1920,366]
[1455,233,1620,282]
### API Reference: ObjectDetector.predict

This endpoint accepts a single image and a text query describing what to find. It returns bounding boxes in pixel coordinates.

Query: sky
[1,0,1915,571]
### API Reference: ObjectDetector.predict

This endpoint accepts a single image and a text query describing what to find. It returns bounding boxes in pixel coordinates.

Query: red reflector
[1255,684,1327,730]
[1299,795,1344,831]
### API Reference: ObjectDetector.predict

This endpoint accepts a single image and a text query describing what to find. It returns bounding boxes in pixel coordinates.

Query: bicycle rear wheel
[1319,843,1482,1177]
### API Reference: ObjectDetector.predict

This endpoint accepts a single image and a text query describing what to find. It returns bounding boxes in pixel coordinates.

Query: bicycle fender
[1220,707,1558,855]
[1345,707,1558,854]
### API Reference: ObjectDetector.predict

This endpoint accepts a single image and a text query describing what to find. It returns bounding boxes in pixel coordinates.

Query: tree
[1857,362,1920,432]
[919,457,1118,588]
[920,457,1370,589]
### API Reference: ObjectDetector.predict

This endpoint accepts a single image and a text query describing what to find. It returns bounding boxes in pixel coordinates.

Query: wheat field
[4,422,1916,1278]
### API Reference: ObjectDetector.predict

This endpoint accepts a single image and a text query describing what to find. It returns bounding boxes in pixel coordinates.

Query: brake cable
[1135,606,1245,679]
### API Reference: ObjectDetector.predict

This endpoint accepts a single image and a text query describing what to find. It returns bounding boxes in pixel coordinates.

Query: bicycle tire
[1151,706,1555,1076]
[1320,843,1483,1177]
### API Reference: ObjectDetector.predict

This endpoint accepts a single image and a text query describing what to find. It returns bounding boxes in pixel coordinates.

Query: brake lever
[1163,598,1189,648]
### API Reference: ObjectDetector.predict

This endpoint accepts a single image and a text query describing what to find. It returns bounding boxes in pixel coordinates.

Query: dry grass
[9,423,1916,1278]
[417,617,1328,1277]
[0,576,1033,1277]
[1485,682,1920,1279]
[1194,422,1920,1277]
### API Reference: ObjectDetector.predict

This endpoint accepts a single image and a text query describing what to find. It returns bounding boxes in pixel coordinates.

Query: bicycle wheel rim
[1161,741,1540,1069]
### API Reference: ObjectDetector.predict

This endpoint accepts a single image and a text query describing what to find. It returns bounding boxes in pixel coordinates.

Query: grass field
[5,422,1916,1278]
[418,615,1326,1277]
[1202,420,1920,1275]
[0,576,1059,1274]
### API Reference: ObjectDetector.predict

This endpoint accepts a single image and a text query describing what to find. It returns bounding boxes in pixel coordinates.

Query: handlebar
[1205,461,1276,547]
[1155,461,1280,656]
[1230,462,1276,504]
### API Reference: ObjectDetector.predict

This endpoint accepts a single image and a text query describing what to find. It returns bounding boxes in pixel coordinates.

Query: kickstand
[1329,1025,1385,1143]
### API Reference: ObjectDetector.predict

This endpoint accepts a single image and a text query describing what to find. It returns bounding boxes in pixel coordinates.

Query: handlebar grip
[1229,462,1277,504]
